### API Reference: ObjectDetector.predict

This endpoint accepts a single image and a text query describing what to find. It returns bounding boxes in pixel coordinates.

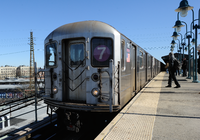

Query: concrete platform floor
[96,72,200,140]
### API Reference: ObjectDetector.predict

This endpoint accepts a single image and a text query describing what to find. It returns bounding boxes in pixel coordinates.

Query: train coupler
[64,112,82,133]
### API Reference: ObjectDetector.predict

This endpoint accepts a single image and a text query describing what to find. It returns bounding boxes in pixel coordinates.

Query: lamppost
[175,0,200,83]
[185,31,195,79]
[173,16,194,78]
[171,31,186,61]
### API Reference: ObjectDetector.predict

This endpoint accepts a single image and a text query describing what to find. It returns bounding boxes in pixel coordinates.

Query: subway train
[42,21,162,132]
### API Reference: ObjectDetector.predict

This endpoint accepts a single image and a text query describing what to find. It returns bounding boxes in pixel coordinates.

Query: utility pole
[29,31,35,95]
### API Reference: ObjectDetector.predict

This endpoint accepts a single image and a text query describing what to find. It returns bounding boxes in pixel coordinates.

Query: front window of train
[91,38,113,67]
[70,43,85,67]
[46,43,57,67]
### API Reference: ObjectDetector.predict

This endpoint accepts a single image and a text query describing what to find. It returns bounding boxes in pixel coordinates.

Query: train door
[62,39,86,103]
[130,45,136,95]
[136,48,140,92]
[139,50,144,88]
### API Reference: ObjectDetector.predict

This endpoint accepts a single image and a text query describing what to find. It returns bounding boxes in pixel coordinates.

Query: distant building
[0,65,42,80]
[161,53,189,64]
[0,65,17,80]
[16,65,30,78]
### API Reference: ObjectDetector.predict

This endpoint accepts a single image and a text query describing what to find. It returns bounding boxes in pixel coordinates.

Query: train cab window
[121,41,125,71]
[70,43,85,67]
[91,38,113,67]
[46,43,57,67]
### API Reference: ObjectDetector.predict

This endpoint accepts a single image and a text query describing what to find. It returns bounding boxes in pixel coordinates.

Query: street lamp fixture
[173,20,185,32]
[171,31,180,40]
[171,40,176,47]
[184,46,188,52]
[175,0,193,17]
[191,38,195,45]
[181,42,186,46]
[170,46,174,52]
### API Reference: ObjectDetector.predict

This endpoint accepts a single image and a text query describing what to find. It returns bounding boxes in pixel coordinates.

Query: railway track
[0,115,56,140]
[0,112,116,140]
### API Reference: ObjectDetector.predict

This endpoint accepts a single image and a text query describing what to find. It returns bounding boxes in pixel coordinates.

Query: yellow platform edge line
[95,72,165,140]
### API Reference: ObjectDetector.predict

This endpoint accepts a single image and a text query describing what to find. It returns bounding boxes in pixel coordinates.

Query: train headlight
[91,73,99,82]
[53,86,58,94]
[91,88,100,97]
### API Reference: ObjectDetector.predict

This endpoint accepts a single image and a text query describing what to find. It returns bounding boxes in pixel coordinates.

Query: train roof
[45,20,120,41]
[44,21,160,61]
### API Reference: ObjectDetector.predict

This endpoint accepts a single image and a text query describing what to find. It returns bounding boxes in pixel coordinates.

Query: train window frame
[148,54,151,69]
[126,43,131,63]
[91,37,113,67]
[139,50,144,69]
[69,42,85,67]
[121,40,126,71]
[131,44,136,69]
[45,42,57,68]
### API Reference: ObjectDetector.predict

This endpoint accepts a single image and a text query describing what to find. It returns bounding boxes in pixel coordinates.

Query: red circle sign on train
[93,45,110,62]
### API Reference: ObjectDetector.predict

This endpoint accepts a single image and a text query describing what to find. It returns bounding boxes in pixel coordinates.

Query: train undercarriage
[46,105,117,133]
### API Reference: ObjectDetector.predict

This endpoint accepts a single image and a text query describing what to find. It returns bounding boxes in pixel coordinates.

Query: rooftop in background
[0,78,29,84]
[162,53,189,64]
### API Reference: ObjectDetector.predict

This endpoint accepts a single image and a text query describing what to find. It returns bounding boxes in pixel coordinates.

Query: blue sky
[0,0,199,67]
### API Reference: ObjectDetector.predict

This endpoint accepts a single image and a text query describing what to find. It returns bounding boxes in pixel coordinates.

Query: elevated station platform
[96,72,200,140]
[0,100,48,137]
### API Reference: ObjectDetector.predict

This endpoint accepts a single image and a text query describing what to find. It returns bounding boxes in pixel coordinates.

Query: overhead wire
[0,49,44,56]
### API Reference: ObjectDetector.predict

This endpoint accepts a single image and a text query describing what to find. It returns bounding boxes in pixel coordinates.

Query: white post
[5,115,10,127]
[0,117,5,129]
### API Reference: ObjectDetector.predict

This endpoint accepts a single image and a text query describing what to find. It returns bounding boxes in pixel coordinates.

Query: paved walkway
[96,72,200,140]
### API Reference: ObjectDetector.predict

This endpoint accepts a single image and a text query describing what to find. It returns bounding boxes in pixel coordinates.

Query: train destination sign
[93,45,110,62]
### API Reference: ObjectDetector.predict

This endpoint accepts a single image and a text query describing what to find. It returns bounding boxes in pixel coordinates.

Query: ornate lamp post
[172,31,186,61]
[175,0,200,83]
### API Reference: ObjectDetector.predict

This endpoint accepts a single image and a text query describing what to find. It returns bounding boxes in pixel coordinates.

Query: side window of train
[121,40,125,71]
[132,45,135,68]
[148,54,151,68]
[126,43,130,63]
[91,38,113,67]
[70,43,85,67]
[140,50,143,69]
[46,42,57,67]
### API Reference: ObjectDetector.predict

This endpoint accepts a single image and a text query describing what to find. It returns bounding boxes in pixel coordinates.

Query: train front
[43,21,121,130]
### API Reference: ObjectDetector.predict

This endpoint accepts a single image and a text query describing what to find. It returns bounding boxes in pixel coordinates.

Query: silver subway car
[43,21,161,131]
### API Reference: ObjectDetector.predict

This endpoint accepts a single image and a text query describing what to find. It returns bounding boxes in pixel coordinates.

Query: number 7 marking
[97,47,106,59]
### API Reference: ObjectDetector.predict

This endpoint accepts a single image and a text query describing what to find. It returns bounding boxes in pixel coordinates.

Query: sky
[0,0,199,68]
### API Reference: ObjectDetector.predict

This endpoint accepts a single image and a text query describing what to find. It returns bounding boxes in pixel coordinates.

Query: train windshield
[91,38,113,67]
[46,43,57,67]
[70,43,85,66]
